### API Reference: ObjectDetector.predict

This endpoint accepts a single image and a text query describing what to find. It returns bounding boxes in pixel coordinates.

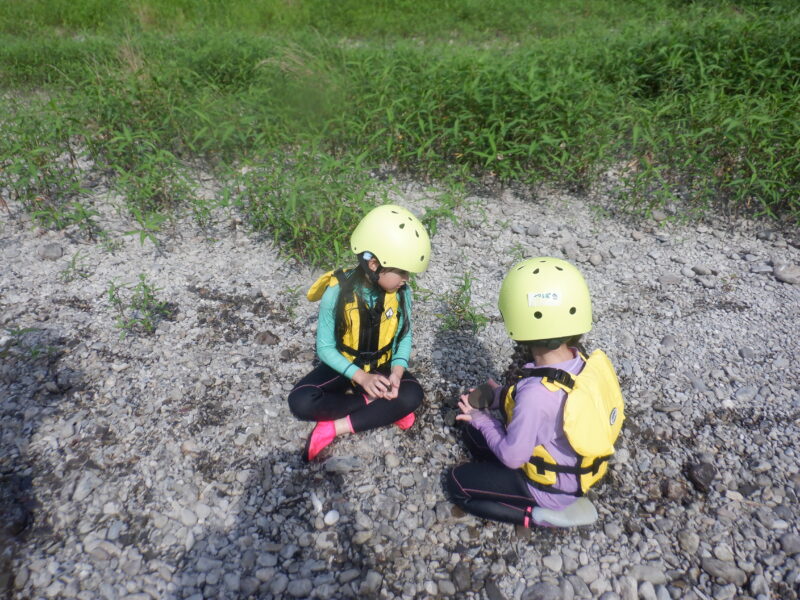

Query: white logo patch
[527,291,560,307]
[609,407,618,426]
[385,308,394,319]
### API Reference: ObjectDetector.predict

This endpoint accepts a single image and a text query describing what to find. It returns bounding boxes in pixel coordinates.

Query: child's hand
[384,365,404,400]
[385,372,401,400]
[455,395,477,422]
[354,370,392,399]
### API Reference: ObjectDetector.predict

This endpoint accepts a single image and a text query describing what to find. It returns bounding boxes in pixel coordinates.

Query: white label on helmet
[527,292,560,307]
[609,407,618,426]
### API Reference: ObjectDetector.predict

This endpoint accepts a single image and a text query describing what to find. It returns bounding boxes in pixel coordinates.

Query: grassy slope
[1,0,798,266]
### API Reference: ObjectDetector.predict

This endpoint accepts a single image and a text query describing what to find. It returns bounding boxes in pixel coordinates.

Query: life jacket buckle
[548,370,575,389]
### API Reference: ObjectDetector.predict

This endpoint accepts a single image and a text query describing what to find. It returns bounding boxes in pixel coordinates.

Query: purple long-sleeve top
[469,348,586,510]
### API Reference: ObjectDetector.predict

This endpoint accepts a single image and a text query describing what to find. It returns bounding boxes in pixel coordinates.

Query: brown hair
[501,335,586,387]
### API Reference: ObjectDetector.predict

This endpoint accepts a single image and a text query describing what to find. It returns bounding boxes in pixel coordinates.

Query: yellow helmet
[350,204,431,273]
[498,257,592,341]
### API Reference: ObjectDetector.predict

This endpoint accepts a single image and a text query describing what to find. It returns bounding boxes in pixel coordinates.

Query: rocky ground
[1,171,800,600]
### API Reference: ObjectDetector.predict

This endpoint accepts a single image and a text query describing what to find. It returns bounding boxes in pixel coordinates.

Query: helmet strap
[358,252,381,285]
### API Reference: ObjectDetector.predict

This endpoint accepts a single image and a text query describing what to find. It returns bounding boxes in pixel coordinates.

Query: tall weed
[230,147,380,268]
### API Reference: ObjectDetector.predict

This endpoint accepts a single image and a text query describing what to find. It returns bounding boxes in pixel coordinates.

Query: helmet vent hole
[569,307,576,314]
[534,311,542,319]
[555,266,563,271]
[420,255,425,261]
[533,268,540,274]
[399,223,405,229]
[415,230,419,237]
[391,210,399,214]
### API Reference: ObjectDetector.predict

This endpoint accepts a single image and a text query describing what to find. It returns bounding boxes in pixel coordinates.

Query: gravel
[2,171,800,600]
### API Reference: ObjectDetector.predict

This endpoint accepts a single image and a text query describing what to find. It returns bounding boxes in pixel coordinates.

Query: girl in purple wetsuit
[447,257,603,527]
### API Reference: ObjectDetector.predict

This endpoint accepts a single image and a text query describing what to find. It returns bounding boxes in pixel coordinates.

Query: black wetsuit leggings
[446,426,538,526]
[288,363,423,432]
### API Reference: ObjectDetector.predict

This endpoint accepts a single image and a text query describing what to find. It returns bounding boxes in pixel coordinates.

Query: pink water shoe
[394,412,415,431]
[303,421,336,462]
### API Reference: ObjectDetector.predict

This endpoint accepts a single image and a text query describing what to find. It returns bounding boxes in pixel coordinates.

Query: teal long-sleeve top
[316,283,413,379]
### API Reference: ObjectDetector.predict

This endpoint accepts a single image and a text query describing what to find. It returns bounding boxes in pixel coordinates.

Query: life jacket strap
[523,455,611,497]
[528,455,610,476]
[521,367,575,390]
[337,340,394,371]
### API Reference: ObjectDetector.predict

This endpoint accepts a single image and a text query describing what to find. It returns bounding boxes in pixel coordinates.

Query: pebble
[339,569,360,584]
[254,330,279,345]
[734,385,758,401]
[287,578,312,598]
[638,581,657,600]
[361,570,382,594]
[686,462,716,493]
[576,564,600,584]
[749,573,770,596]
[223,572,239,591]
[713,544,734,562]
[630,565,666,585]
[701,558,747,585]
[439,579,456,596]
[270,574,289,595]
[738,347,755,361]
[677,530,700,554]
[658,273,682,285]
[72,472,102,502]
[179,508,197,527]
[324,456,361,473]
[542,554,563,572]
[780,533,800,555]
[522,581,561,600]
[37,243,63,260]
[750,263,773,274]
[774,264,800,284]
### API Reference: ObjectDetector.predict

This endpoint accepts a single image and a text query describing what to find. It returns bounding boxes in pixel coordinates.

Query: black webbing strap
[524,455,611,497]
[521,367,575,390]
[528,455,609,476]
[338,340,394,370]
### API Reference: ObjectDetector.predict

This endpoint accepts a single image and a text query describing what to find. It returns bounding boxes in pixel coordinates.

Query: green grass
[1,0,798,267]
[230,146,383,266]
[0,0,679,39]
[106,273,172,337]
[437,271,490,333]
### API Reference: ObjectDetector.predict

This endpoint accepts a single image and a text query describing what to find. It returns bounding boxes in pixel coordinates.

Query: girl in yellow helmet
[446,257,624,527]
[288,205,432,461]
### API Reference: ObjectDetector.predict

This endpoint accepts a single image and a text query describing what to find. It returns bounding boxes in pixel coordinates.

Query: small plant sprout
[60,250,92,283]
[437,271,489,333]
[107,274,173,337]
[125,208,168,247]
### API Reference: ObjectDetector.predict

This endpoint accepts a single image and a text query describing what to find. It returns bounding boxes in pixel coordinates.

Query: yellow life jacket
[307,268,404,372]
[502,349,624,496]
